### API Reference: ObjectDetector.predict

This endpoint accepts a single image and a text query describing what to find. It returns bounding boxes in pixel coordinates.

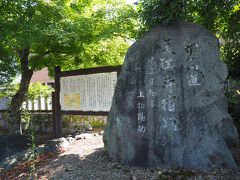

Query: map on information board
[60,72,117,111]
[64,94,81,110]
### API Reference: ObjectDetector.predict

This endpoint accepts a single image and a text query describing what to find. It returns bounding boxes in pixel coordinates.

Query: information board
[60,72,117,111]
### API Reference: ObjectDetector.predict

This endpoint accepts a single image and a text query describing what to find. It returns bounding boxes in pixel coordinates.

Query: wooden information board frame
[53,66,121,137]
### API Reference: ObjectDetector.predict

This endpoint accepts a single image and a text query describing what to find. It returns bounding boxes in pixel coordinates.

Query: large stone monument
[103,21,239,170]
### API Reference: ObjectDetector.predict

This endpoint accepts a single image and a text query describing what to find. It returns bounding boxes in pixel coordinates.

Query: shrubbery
[226,80,240,132]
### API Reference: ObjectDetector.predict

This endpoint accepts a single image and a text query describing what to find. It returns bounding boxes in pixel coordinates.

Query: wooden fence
[0,96,53,132]
[0,96,52,111]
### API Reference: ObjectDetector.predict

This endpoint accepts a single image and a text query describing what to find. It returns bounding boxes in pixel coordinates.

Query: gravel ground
[34,133,240,180]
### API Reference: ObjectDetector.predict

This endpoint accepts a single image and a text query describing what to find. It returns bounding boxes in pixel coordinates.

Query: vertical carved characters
[137,90,146,133]
[104,22,239,170]
[159,39,179,131]
[185,43,204,86]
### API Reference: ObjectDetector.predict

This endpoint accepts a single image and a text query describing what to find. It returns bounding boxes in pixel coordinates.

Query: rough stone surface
[0,148,36,169]
[104,21,239,171]
[75,133,92,140]
[44,137,70,152]
[0,137,74,170]
[0,135,30,162]
[66,137,76,144]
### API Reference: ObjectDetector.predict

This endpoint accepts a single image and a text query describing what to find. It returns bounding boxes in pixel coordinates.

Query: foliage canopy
[0,0,137,73]
[0,0,138,133]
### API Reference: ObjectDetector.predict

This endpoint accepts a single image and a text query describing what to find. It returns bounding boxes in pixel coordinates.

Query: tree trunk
[8,48,33,134]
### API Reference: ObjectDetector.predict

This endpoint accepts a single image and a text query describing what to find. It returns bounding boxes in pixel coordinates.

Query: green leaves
[0,46,20,85]
[1,0,139,134]
[27,82,53,100]
[0,82,53,100]
[138,0,238,31]
[0,0,137,81]
[138,0,188,28]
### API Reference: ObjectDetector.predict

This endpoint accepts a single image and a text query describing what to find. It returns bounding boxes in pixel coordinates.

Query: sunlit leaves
[0,0,138,84]
[27,82,53,100]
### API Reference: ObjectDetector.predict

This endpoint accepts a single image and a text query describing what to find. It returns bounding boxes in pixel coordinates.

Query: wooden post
[54,66,63,138]
[52,92,56,137]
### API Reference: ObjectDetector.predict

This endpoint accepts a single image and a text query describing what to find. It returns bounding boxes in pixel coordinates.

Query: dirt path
[36,134,159,180]
[23,133,240,180]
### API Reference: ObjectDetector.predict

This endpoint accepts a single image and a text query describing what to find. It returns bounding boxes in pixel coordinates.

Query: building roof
[31,68,54,83]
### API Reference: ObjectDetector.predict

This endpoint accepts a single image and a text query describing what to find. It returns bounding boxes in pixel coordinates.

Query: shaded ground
[1,133,240,180]
[36,134,150,180]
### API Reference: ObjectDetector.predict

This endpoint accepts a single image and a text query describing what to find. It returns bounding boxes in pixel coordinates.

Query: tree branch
[112,33,133,41]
